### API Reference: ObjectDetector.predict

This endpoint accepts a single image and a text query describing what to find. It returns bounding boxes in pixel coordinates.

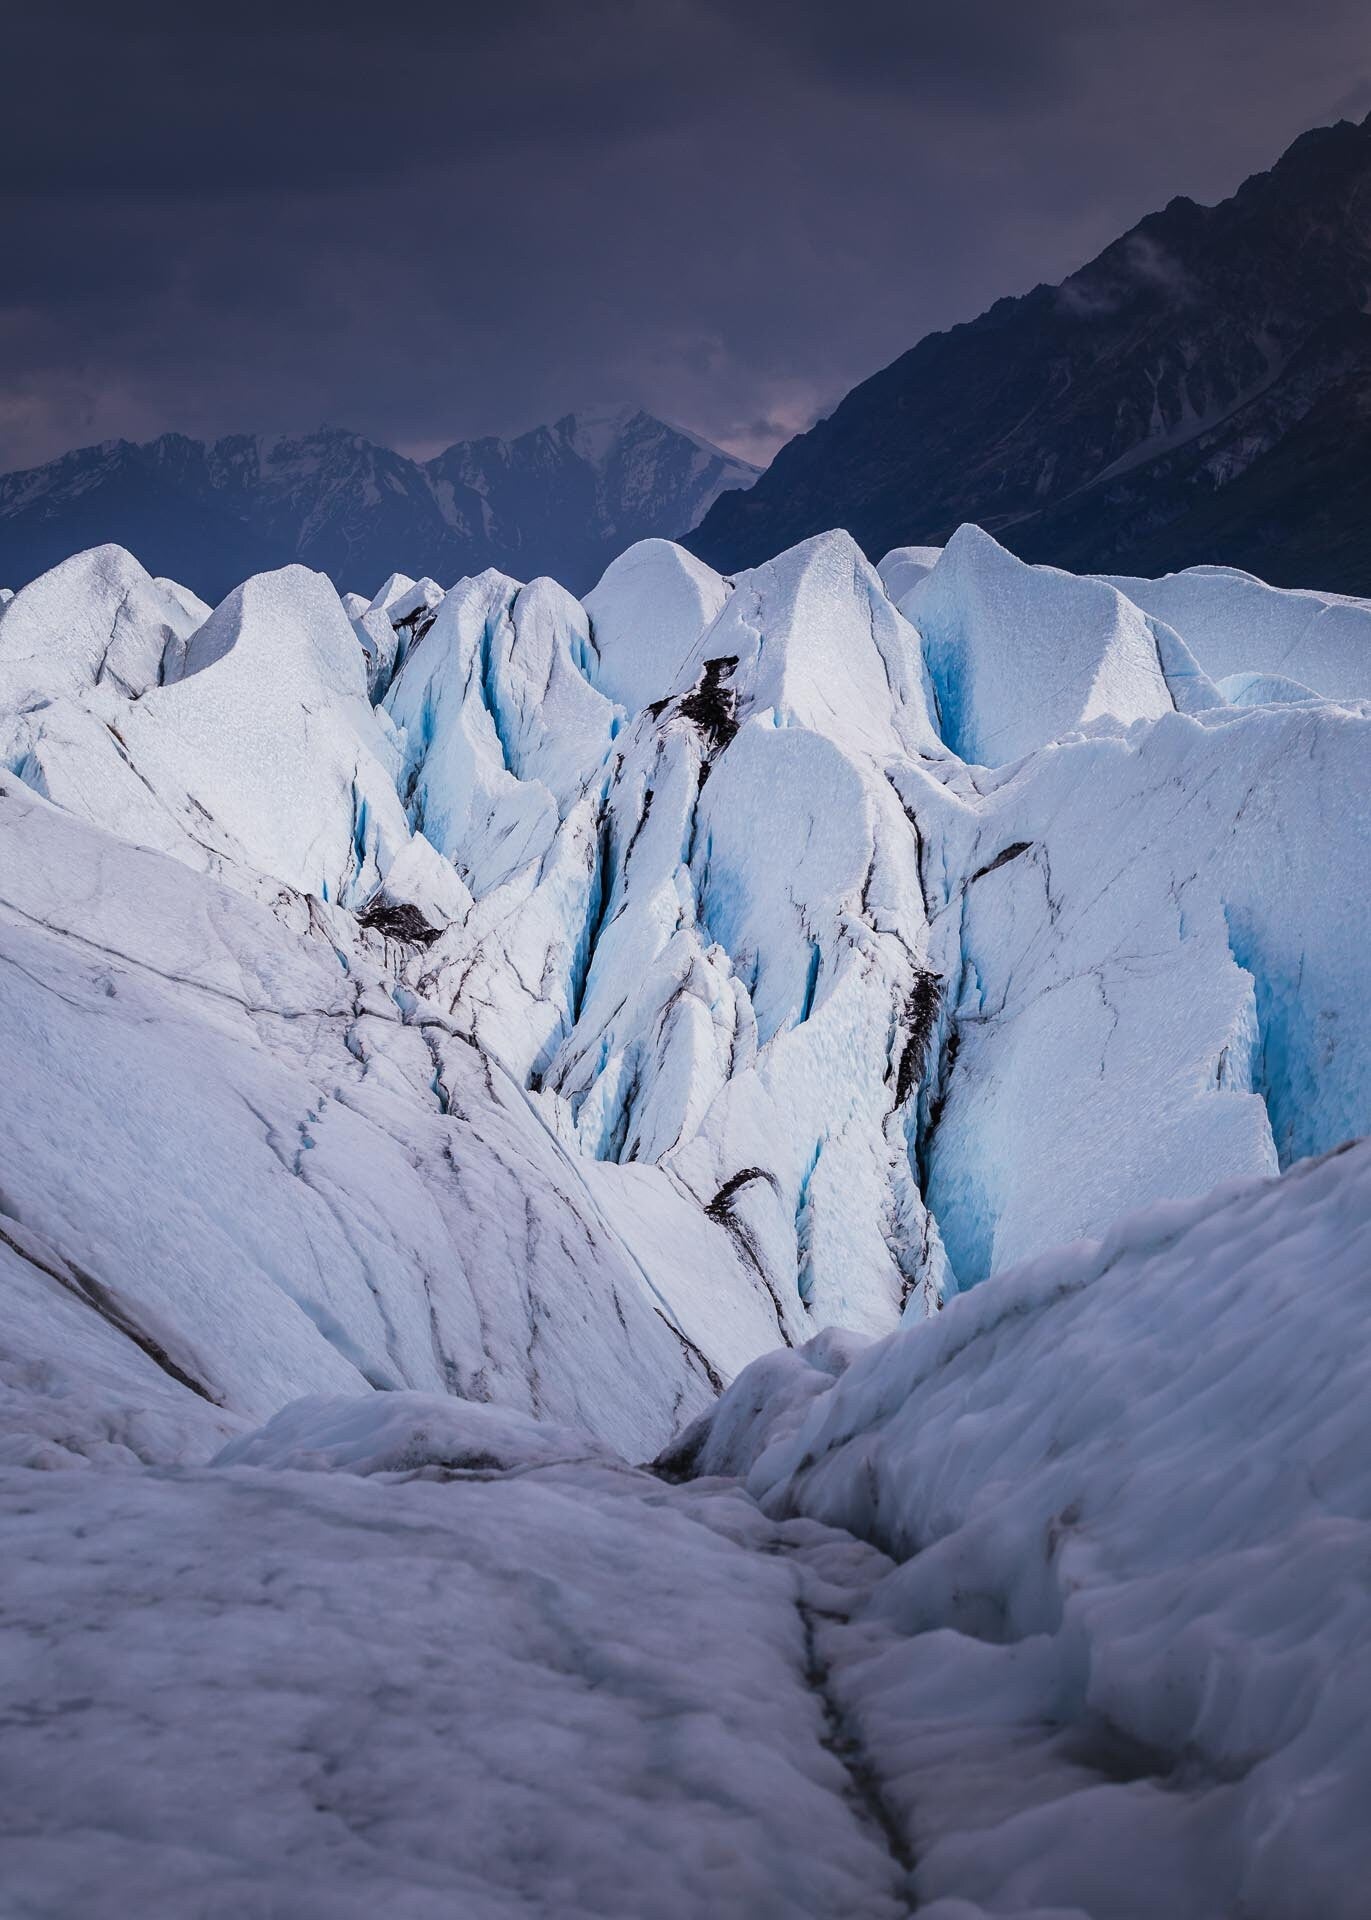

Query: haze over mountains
[692,112,1371,593]
[0,406,757,602]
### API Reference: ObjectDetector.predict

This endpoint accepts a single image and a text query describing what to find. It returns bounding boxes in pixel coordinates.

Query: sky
[2,0,1369,474]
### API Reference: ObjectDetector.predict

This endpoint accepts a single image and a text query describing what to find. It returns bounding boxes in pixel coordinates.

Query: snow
[540,530,956,1328]
[152,573,212,633]
[3,1141,1368,1917]
[0,1222,243,1472]
[373,518,1367,1328]
[675,529,943,762]
[367,569,418,613]
[376,567,629,1082]
[351,602,402,695]
[911,699,1369,1284]
[213,1389,621,1475]
[0,560,461,923]
[562,399,642,469]
[384,569,560,891]
[3,528,1365,1343]
[1217,667,1329,706]
[0,1449,907,1919]
[136,564,463,914]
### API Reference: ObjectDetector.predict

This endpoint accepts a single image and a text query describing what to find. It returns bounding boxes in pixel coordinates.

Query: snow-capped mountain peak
[0,410,760,603]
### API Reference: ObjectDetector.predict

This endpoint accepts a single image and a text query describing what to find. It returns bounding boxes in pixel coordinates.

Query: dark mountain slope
[689,113,1371,592]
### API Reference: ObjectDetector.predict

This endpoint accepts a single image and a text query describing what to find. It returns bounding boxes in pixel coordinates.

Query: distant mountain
[0,406,757,601]
[690,112,1371,594]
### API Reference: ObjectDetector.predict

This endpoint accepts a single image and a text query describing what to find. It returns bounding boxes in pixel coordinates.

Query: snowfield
[0,527,1367,1916]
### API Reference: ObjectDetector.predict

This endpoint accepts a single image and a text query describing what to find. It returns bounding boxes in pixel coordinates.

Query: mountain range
[691,111,1371,593]
[0,405,757,602]
[8,114,1369,609]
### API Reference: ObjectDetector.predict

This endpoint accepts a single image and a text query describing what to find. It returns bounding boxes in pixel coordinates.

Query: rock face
[1,524,1369,1916]
[0,406,757,603]
[690,112,1371,594]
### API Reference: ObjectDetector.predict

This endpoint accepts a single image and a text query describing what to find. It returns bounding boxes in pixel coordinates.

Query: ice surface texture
[3,523,1367,1430]
[675,1138,1371,1919]
[3,1146,1368,1917]
[0,522,1368,1914]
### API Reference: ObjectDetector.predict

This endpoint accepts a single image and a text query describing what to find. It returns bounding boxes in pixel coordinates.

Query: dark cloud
[1,0,1367,470]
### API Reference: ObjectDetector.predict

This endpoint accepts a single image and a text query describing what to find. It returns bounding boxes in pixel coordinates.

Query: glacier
[0,520,1368,1917]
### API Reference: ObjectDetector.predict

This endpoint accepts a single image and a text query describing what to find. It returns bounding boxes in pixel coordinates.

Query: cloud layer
[2,0,1368,469]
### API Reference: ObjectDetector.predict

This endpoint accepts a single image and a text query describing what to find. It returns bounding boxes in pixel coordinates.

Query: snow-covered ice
[4,520,1366,1400]
[678,1138,1371,1920]
[902,525,1215,764]
[0,778,733,1462]
[3,1142,1368,1917]
[0,543,203,707]
[582,536,730,713]
[1104,563,1371,702]
[877,542,944,604]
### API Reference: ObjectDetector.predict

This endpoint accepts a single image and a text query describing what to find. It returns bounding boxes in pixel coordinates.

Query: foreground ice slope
[3,1144,1368,1918]
[0,1428,908,1920]
[672,1139,1371,1920]
[0,777,780,1464]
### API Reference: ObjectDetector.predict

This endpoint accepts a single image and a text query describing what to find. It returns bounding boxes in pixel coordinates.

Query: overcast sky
[2,0,1368,473]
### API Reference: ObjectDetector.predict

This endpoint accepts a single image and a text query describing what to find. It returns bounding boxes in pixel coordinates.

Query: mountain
[0,405,757,602]
[690,112,1371,593]
[424,407,759,590]
[2,527,1369,1912]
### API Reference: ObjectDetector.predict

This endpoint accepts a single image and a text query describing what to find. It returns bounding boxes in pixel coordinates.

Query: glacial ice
[903,525,1213,764]
[877,542,943,603]
[0,543,203,706]
[582,536,730,712]
[1104,563,1371,701]
[4,521,1367,1359]
[351,571,447,697]
[3,1143,1367,1917]
[0,514,1368,1916]
[676,1138,1371,1920]
[0,777,742,1462]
